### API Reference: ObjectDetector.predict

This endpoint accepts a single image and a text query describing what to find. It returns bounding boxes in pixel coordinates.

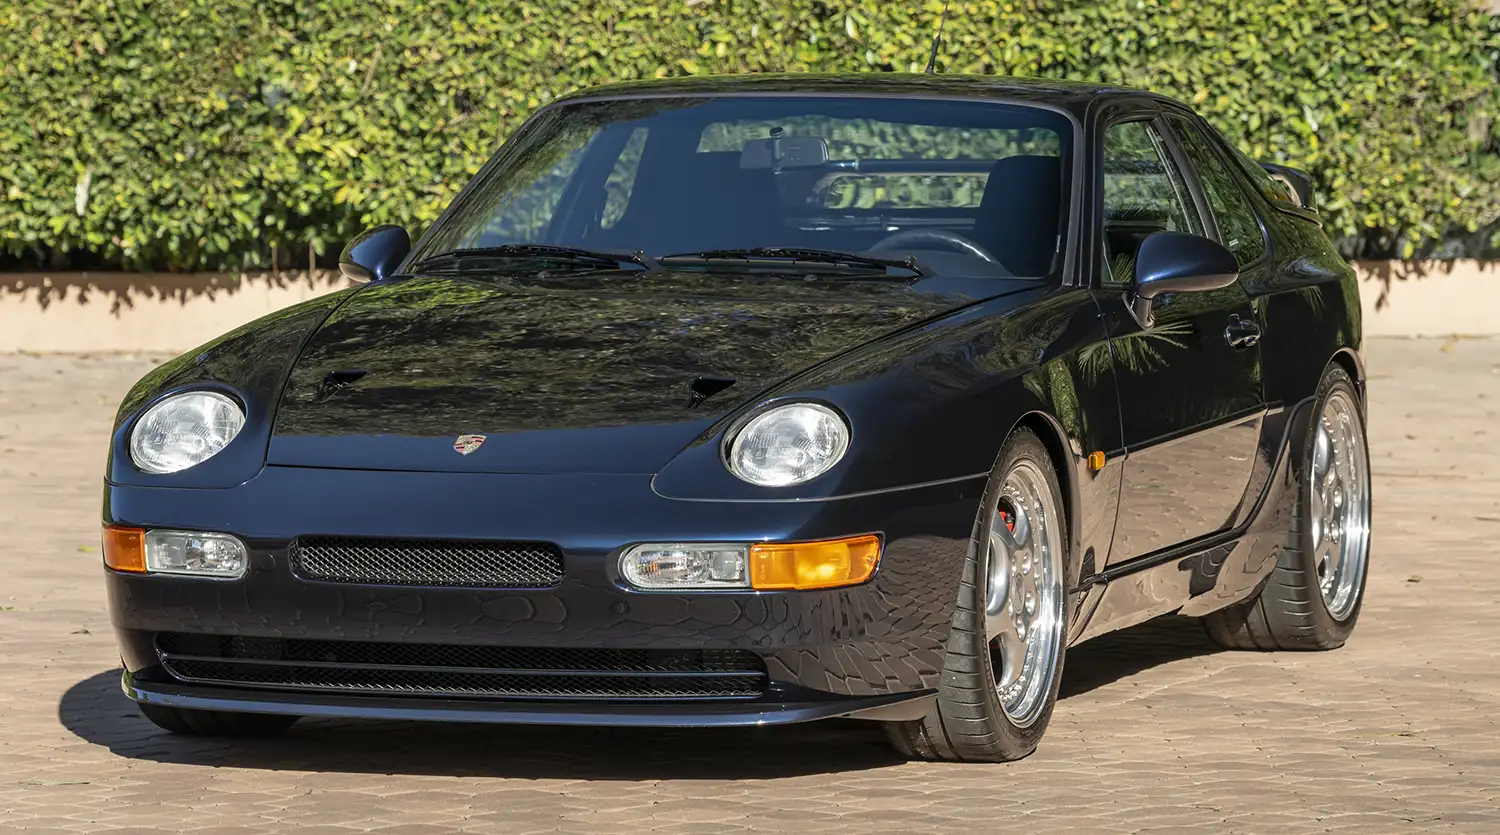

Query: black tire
[882,428,1077,762]
[138,703,300,737]
[1203,365,1370,650]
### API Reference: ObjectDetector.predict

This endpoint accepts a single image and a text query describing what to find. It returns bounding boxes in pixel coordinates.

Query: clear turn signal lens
[144,530,248,579]
[620,543,749,589]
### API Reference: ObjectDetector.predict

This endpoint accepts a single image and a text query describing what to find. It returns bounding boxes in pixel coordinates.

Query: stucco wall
[0,262,1495,353]
[1353,260,1499,337]
[0,271,354,354]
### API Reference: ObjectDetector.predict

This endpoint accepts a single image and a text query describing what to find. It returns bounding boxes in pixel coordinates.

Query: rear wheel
[1203,366,1371,650]
[883,429,1073,762]
[138,703,300,737]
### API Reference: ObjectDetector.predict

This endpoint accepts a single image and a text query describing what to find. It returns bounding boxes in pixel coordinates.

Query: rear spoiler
[1259,163,1316,212]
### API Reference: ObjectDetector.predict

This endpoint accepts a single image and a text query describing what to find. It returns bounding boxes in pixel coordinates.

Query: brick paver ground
[2,338,1498,834]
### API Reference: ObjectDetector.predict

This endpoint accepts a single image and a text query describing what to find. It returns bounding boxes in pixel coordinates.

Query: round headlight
[129,391,245,474]
[727,402,850,487]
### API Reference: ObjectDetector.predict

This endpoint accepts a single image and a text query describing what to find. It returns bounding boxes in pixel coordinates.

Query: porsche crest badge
[453,434,487,455]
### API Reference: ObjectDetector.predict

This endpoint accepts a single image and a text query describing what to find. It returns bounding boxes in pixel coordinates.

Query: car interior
[589,148,1066,279]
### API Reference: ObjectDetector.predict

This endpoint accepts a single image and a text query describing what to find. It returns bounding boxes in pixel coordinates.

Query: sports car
[102,74,1371,762]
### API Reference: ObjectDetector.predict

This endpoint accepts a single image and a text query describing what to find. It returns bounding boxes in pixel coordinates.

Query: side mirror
[1128,231,1239,328]
[338,225,410,283]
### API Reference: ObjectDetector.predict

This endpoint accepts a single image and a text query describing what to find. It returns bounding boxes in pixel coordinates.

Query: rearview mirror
[739,135,829,170]
[1128,232,1239,328]
[339,225,410,283]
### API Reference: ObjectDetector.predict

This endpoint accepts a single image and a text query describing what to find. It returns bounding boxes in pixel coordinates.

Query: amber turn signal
[749,534,882,590]
[102,525,147,573]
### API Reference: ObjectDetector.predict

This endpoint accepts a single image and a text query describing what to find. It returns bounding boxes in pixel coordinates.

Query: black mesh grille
[154,633,767,701]
[290,536,564,588]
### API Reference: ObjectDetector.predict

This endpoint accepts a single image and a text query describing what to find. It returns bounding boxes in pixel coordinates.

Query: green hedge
[3,0,1497,270]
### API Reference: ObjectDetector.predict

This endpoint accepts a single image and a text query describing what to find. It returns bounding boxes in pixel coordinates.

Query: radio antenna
[924,0,952,74]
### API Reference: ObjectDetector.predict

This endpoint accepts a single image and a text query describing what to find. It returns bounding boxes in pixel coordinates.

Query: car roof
[552,72,1175,116]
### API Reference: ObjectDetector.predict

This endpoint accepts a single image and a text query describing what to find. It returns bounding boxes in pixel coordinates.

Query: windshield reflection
[412,96,1074,281]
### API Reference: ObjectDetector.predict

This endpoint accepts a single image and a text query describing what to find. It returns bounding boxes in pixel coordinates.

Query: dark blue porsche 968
[102,74,1371,762]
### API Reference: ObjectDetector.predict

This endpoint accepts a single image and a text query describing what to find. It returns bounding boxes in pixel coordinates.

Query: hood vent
[687,376,737,408]
[314,369,368,402]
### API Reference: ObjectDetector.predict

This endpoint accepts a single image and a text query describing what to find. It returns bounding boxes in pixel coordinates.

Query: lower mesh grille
[289,536,564,588]
[154,633,767,701]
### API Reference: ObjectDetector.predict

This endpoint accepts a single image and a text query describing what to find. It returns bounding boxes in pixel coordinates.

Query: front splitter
[124,674,937,728]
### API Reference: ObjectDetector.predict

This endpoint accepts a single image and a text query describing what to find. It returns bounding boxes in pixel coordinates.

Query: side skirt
[1068,395,1313,645]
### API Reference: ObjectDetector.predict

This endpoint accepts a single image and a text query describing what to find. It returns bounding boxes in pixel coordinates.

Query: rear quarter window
[1225,141,1301,207]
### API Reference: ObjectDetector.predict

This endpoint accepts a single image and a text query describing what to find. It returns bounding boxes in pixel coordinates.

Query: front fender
[652,287,1119,505]
[105,289,358,489]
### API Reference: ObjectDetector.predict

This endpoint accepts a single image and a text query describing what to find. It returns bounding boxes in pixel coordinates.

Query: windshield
[413,95,1075,279]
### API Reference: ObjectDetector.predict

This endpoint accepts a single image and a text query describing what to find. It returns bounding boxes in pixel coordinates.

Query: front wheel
[884,429,1074,762]
[1203,365,1372,650]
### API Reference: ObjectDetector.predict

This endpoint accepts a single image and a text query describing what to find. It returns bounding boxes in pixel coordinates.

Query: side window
[1170,118,1267,266]
[1101,119,1203,286]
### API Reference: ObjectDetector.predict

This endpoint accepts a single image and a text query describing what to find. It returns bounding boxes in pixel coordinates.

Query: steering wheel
[869,228,999,264]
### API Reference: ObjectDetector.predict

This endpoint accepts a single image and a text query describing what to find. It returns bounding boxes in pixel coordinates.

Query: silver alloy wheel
[1309,389,1371,621]
[983,459,1065,728]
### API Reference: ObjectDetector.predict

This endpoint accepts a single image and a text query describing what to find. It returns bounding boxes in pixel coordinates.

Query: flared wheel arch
[1006,411,1081,587]
[1329,348,1366,411]
[1284,351,1368,480]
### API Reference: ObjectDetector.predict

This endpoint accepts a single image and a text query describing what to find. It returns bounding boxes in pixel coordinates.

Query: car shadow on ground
[58,616,1219,778]
[1059,615,1223,699]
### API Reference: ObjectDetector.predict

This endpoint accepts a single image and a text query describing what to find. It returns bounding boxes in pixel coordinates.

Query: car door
[1094,113,1265,566]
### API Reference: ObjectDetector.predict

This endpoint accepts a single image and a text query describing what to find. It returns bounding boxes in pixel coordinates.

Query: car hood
[268,271,1027,474]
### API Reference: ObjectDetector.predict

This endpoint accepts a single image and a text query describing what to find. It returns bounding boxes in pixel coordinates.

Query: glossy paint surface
[548,73,1117,113]
[1078,399,1304,641]
[105,291,355,489]
[108,467,979,699]
[269,272,1029,475]
[102,75,1364,724]
[1133,231,1240,294]
[338,225,411,282]
[1097,274,1263,563]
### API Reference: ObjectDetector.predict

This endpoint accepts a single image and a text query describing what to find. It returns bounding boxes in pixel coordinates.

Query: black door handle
[1224,315,1261,349]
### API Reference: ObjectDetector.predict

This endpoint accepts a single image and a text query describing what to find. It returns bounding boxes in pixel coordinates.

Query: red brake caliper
[999,509,1015,533]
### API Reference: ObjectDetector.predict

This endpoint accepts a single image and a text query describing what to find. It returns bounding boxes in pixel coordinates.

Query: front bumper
[106,466,981,725]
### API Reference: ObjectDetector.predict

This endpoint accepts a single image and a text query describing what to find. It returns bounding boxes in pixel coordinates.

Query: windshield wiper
[658,247,928,278]
[412,244,660,273]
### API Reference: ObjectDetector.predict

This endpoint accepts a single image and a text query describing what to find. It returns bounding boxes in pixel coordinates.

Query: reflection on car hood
[267,271,1029,474]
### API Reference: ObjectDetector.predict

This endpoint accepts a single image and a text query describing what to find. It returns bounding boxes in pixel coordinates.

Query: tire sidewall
[966,429,1076,755]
